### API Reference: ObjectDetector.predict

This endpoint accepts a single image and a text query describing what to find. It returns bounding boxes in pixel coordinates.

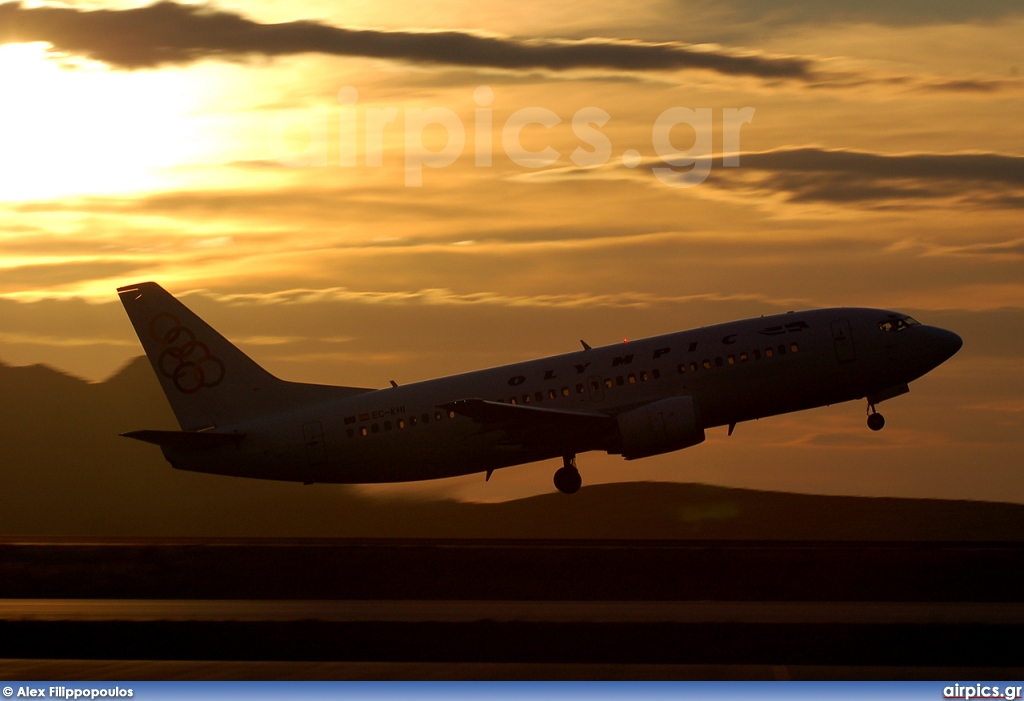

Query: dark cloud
[806,76,1023,94]
[2,2,1013,92]
[0,1,811,79]
[700,0,1024,27]
[735,148,1024,185]
[645,148,1024,209]
[919,79,1011,93]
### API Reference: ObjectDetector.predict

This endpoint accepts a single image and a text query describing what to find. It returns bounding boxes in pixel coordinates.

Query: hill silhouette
[1,357,1022,539]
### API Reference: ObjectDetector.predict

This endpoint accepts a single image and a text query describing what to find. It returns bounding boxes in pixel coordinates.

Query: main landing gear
[553,454,582,494]
[866,402,885,432]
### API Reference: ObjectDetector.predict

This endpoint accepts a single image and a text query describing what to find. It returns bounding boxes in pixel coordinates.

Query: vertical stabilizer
[118,282,370,431]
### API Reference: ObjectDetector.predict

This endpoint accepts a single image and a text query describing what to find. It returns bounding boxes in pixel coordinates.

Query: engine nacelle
[615,396,705,460]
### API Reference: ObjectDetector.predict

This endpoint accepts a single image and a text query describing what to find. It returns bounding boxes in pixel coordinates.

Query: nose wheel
[553,454,582,494]
[866,403,885,431]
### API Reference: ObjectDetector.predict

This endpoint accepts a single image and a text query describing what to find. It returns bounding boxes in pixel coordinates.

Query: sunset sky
[1,0,1022,504]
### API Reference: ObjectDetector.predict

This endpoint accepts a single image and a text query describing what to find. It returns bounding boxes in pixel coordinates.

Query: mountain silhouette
[1,357,1022,539]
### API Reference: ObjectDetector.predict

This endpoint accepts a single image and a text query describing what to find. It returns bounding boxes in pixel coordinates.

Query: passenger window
[640,371,649,382]
[576,383,585,394]
[523,394,531,403]
[678,363,686,374]
[652,368,661,379]
[765,348,774,358]
[702,360,712,370]
[740,352,748,362]
[449,410,456,419]
[398,420,406,429]
[510,397,517,405]
[690,362,698,372]
[549,389,557,400]
[409,416,418,426]
[728,355,735,365]
[435,410,443,421]
[591,380,601,392]
[360,427,368,436]
[562,387,570,397]
[628,374,637,384]
[791,342,799,353]
[604,378,614,389]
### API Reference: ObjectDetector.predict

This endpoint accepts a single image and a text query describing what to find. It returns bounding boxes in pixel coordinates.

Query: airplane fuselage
[151,306,961,486]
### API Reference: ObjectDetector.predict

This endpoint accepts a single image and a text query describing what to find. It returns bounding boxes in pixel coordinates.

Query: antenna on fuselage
[580,340,592,351]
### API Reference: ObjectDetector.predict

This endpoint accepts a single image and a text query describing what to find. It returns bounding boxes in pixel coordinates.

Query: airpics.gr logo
[149,313,225,394]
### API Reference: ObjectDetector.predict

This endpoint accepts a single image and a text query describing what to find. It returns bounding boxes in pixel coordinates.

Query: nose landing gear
[866,402,885,431]
[553,454,582,494]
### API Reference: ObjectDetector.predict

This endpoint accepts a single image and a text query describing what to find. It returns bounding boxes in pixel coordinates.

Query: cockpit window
[878,315,920,332]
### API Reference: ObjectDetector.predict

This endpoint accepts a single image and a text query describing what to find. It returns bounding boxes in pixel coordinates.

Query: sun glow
[0,43,206,202]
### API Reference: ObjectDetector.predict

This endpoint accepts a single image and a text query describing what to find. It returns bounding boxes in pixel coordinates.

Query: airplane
[118,282,962,494]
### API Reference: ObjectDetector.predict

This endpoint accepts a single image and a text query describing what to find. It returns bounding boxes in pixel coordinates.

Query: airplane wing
[441,399,617,448]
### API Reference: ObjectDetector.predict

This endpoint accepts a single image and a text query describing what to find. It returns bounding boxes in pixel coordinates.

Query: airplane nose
[894,324,963,381]
[926,326,963,365]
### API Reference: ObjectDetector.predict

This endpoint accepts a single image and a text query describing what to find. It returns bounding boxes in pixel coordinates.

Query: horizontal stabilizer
[122,429,245,449]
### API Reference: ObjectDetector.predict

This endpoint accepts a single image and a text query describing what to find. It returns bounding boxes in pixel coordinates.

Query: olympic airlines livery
[119,282,962,494]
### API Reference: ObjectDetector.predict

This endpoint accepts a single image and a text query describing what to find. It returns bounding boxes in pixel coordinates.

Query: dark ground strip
[1,540,1021,601]
[0,620,1020,666]
[4,659,1024,681]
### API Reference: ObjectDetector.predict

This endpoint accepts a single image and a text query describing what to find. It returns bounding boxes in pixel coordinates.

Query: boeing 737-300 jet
[119,282,962,494]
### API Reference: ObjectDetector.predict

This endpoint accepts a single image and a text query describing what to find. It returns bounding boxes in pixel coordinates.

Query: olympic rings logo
[148,312,226,394]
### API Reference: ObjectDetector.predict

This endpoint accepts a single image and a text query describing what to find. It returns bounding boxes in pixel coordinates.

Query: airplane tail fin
[118,282,370,431]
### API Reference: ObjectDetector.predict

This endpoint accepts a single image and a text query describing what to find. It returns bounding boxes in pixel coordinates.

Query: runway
[1,599,1022,624]
[0,538,1020,677]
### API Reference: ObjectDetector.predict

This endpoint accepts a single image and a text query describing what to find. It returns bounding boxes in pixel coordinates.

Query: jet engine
[615,396,705,459]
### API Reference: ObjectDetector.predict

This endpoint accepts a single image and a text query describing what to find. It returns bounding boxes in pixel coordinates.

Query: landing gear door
[831,319,856,363]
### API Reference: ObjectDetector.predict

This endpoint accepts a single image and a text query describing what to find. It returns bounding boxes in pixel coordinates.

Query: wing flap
[442,398,615,438]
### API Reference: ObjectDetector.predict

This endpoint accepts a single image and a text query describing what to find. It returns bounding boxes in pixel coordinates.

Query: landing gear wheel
[554,467,582,494]
[867,412,885,431]
[553,454,582,494]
